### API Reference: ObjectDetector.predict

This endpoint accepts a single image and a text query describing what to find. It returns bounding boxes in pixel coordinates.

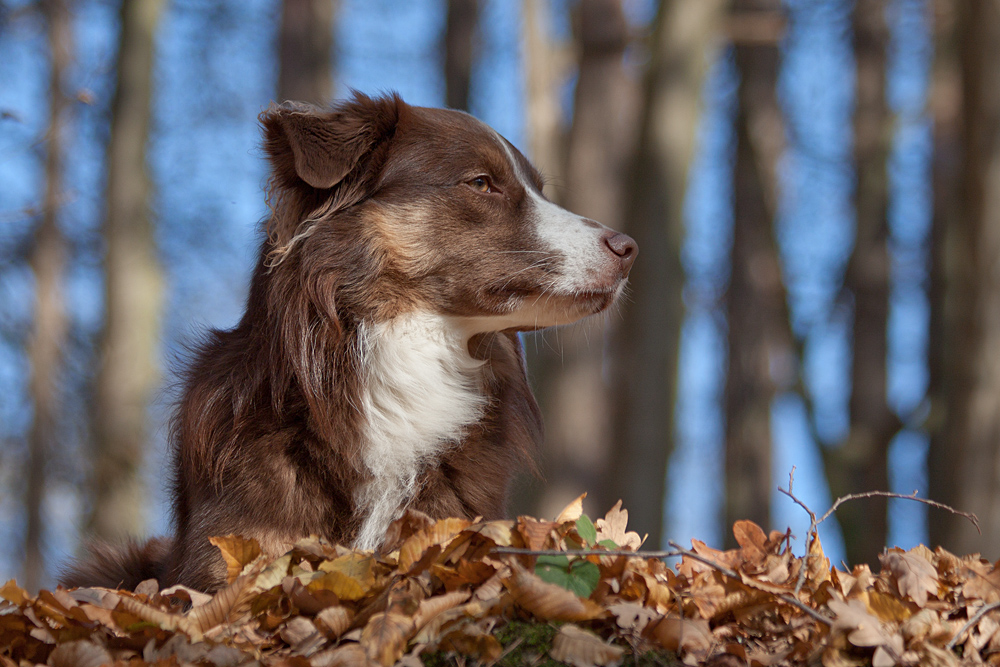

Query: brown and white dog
[63,93,636,592]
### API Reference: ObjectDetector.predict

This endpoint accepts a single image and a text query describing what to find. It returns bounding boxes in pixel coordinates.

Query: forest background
[0,0,994,595]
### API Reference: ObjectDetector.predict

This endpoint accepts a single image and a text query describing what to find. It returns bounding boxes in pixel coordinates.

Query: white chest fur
[352,312,487,550]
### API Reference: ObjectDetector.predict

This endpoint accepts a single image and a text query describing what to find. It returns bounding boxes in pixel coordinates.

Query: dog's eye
[467,176,493,193]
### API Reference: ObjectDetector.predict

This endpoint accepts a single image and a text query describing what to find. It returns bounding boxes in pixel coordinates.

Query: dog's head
[260,92,636,334]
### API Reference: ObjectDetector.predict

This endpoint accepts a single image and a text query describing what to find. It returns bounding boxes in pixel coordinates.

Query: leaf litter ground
[3,494,1000,666]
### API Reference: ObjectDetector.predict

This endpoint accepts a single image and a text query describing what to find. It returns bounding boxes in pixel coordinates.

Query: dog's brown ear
[261,92,402,190]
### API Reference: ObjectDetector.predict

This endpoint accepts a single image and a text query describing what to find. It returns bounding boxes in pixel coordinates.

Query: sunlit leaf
[576,515,597,547]
[209,535,263,584]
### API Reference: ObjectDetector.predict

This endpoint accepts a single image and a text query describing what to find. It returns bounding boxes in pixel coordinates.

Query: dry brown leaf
[316,605,355,639]
[733,520,769,563]
[646,616,712,655]
[962,559,1000,603]
[46,639,113,667]
[439,621,503,662]
[209,535,263,584]
[550,624,625,667]
[466,520,515,547]
[117,594,191,635]
[806,532,831,585]
[187,574,250,632]
[412,589,471,630]
[555,493,587,523]
[829,598,887,647]
[398,518,471,571]
[314,553,376,600]
[280,616,325,656]
[361,612,415,666]
[595,501,643,551]
[517,516,560,551]
[160,583,213,608]
[607,602,660,634]
[68,587,121,610]
[506,564,607,622]
[311,642,379,667]
[881,549,938,607]
[0,580,29,606]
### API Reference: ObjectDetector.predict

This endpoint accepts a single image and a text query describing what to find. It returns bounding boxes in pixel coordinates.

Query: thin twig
[817,490,980,534]
[778,467,818,596]
[946,601,1000,651]
[491,546,680,559]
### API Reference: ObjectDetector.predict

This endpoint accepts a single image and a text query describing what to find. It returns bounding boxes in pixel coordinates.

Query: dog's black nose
[603,231,638,276]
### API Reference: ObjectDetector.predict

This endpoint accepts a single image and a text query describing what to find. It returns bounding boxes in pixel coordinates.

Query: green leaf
[576,515,597,547]
[535,555,601,598]
[598,539,619,550]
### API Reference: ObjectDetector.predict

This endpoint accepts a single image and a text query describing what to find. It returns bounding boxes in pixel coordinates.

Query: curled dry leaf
[160,583,213,608]
[550,624,625,667]
[398,518,471,572]
[209,535,263,584]
[555,493,587,523]
[506,564,607,622]
[361,612,415,666]
[411,589,470,630]
[187,575,250,633]
[517,516,560,551]
[0,580,29,606]
[881,549,938,607]
[646,616,713,656]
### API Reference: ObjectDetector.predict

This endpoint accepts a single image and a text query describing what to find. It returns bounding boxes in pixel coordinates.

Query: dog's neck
[351,311,488,549]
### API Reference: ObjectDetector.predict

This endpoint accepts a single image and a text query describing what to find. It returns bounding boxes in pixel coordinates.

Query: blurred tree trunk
[723,0,791,547]
[444,0,478,111]
[928,1,1000,557]
[277,0,335,104]
[821,0,895,568]
[89,0,164,541]
[521,0,566,189]
[525,0,638,520]
[24,0,72,592]
[609,0,725,545]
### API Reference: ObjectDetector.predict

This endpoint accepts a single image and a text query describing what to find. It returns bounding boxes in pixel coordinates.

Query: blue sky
[0,0,933,586]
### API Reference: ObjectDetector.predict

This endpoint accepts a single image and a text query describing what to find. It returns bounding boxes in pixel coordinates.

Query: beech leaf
[507,564,607,621]
[209,535,263,584]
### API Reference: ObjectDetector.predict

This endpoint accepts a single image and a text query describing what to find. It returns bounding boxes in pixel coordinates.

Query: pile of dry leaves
[3,494,1000,666]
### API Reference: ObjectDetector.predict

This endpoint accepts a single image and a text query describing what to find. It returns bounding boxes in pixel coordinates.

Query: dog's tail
[60,536,172,591]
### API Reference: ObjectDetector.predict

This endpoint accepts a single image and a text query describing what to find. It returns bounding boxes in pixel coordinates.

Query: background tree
[609,0,726,546]
[444,0,478,111]
[89,0,165,542]
[24,0,72,592]
[523,0,637,520]
[277,0,335,104]
[723,0,791,547]
[816,0,894,567]
[928,1,1000,557]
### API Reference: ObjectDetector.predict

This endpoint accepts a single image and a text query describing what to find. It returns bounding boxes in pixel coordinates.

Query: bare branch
[946,601,1000,651]
[817,490,980,534]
